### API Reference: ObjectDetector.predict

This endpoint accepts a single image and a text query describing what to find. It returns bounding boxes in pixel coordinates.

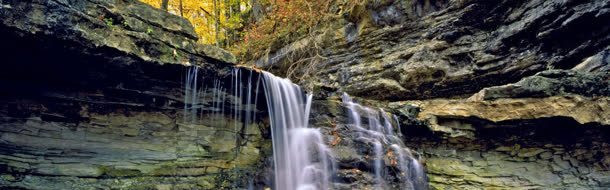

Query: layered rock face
[0,0,270,189]
[257,0,610,100]
[254,0,610,189]
[1,0,609,189]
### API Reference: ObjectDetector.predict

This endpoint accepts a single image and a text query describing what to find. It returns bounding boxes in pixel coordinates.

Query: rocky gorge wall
[0,0,609,189]
[0,1,429,189]
[0,0,271,189]
[254,0,610,189]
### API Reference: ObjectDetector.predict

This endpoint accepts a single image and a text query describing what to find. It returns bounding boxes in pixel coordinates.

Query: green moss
[121,184,157,190]
[146,27,153,35]
[150,163,178,176]
[99,166,142,177]
[104,17,114,27]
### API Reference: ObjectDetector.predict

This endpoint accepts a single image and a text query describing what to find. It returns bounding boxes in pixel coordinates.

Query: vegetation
[139,0,337,61]
[231,1,333,61]
[140,0,249,46]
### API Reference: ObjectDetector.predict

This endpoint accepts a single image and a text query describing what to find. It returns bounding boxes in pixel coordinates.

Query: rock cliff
[254,0,610,189]
[0,0,265,189]
[1,0,609,189]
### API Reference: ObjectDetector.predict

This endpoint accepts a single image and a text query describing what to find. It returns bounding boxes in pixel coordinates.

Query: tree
[179,0,183,16]
[161,0,169,11]
[141,0,252,46]
[213,0,220,47]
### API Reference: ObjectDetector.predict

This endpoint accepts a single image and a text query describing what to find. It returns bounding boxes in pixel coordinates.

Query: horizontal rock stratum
[250,0,610,189]
[1,0,610,189]
[0,0,235,68]
[0,0,263,189]
[409,95,609,138]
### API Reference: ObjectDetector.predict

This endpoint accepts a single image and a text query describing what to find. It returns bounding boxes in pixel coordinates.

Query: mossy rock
[99,166,143,177]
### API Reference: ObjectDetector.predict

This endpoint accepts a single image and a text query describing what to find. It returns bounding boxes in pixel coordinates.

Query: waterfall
[182,66,427,189]
[182,67,333,189]
[261,71,333,190]
[342,93,428,190]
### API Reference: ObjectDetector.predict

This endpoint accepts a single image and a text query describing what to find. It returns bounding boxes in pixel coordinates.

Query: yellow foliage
[139,0,247,45]
[139,0,337,63]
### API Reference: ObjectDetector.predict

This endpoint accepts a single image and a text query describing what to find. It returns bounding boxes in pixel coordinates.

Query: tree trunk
[213,0,220,47]
[179,0,183,16]
[225,0,230,47]
[161,0,169,11]
[250,0,260,22]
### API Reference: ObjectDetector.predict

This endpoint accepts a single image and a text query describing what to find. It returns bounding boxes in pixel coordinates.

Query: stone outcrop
[1,0,609,189]
[399,95,609,138]
[252,0,610,189]
[386,69,610,189]
[469,70,609,101]
[407,122,610,189]
[0,0,265,189]
[0,0,235,69]
[394,93,610,189]
[255,0,610,101]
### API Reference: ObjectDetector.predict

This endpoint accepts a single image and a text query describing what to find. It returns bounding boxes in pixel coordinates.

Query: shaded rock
[0,1,259,190]
[402,115,610,190]
[256,0,610,101]
[405,95,609,138]
[572,47,610,73]
[0,0,235,69]
[469,70,609,101]
[517,148,545,158]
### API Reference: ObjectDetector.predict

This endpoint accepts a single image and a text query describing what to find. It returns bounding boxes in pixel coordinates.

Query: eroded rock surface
[469,70,609,101]
[0,0,265,189]
[253,0,610,189]
[0,0,235,69]
[398,95,609,138]
[255,0,610,101]
[1,0,609,189]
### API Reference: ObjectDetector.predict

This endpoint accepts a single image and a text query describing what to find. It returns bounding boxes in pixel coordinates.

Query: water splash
[182,66,426,189]
[342,93,428,190]
[182,67,334,189]
[262,71,333,190]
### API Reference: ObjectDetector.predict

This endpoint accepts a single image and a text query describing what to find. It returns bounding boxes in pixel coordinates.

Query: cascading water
[261,71,333,190]
[182,66,427,189]
[342,93,428,190]
[182,66,333,189]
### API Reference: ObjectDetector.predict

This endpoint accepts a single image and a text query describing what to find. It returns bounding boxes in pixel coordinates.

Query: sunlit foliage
[140,0,334,61]
[231,0,332,60]
[140,0,249,45]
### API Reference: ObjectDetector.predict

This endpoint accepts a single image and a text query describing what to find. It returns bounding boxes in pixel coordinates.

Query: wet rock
[539,152,553,160]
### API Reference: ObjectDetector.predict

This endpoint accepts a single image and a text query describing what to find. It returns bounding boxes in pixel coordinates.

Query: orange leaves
[138,0,334,61]
[387,150,398,167]
[328,119,341,146]
[233,0,332,60]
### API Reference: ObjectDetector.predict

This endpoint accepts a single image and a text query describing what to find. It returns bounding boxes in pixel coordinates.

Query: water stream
[182,66,427,189]
[262,71,334,190]
[342,93,428,189]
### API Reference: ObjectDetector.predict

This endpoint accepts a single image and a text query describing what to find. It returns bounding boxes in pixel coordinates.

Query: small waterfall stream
[182,66,427,189]
[262,72,333,190]
[342,93,428,189]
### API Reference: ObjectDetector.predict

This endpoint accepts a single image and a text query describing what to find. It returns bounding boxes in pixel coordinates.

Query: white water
[342,93,428,190]
[182,67,333,189]
[183,66,426,189]
[262,71,333,190]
